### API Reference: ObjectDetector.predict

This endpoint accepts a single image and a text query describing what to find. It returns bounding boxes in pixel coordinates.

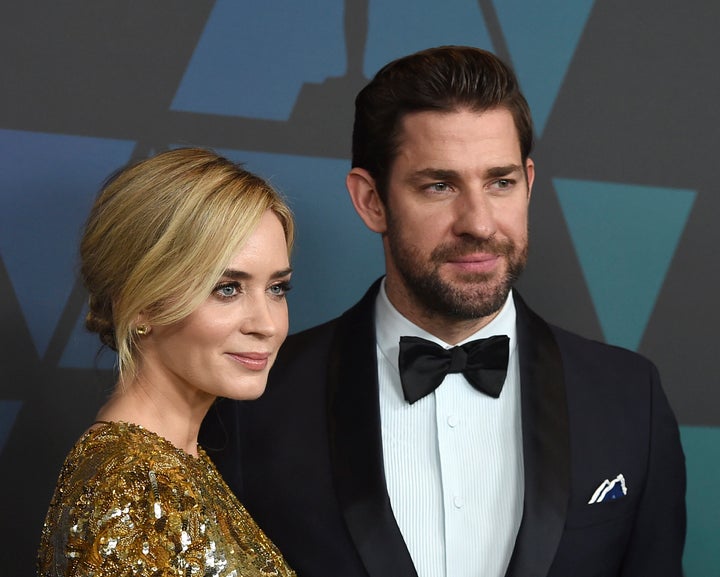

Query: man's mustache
[431,237,515,261]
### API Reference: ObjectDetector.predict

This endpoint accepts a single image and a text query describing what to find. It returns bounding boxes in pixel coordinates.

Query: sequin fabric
[38,421,296,577]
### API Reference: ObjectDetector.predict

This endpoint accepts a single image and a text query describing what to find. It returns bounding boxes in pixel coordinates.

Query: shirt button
[447,415,459,428]
[453,496,464,509]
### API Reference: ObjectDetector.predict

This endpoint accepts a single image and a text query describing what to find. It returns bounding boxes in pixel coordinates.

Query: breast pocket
[566,494,635,528]
[548,498,636,576]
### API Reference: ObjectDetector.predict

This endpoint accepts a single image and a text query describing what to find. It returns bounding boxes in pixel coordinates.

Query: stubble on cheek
[399,236,527,320]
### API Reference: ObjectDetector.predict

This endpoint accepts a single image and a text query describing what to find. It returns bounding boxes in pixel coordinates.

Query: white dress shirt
[375,281,524,577]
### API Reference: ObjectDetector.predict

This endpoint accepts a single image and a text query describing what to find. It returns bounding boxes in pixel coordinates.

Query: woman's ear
[132,311,152,336]
[346,168,387,233]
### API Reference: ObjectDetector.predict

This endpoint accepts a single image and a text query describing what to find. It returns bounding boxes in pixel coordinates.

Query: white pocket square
[588,473,627,504]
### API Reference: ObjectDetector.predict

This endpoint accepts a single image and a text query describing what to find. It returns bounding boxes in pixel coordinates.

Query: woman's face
[138,210,292,406]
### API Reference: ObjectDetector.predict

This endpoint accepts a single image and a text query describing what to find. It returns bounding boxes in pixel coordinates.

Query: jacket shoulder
[272,278,382,376]
[549,322,657,376]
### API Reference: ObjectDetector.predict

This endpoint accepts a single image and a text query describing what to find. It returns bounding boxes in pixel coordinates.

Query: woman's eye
[269,281,292,297]
[215,283,239,298]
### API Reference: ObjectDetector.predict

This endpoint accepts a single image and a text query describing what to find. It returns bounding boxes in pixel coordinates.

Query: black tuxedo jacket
[202,279,686,577]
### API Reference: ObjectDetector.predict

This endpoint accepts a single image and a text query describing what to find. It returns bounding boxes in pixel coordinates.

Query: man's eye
[428,182,449,192]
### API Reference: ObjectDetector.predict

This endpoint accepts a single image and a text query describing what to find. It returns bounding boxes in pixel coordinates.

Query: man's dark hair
[351,46,534,200]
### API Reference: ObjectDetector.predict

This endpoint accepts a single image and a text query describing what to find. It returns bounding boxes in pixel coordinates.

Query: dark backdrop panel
[1,1,717,574]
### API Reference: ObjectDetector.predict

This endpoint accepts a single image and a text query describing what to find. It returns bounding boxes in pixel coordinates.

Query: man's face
[381,107,534,336]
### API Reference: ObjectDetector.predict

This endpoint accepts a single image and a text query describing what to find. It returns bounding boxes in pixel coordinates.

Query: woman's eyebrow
[221,267,293,280]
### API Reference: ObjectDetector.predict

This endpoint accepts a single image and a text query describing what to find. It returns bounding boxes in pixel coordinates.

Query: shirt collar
[375,278,517,374]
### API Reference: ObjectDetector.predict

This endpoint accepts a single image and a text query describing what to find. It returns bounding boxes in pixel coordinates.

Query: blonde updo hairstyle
[81,147,294,382]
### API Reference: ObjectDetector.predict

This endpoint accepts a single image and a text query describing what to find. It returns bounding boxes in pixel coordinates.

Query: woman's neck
[95,375,213,457]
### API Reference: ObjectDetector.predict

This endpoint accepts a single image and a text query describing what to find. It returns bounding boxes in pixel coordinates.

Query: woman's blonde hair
[80,147,294,381]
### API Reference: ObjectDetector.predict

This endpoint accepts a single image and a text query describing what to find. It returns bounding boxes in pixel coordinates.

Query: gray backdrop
[1,1,717,575]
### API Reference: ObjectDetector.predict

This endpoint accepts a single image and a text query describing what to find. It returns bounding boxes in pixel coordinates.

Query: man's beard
[387,231,528,321]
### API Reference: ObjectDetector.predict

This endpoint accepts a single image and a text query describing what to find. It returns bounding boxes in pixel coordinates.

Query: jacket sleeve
[620,364,686,576]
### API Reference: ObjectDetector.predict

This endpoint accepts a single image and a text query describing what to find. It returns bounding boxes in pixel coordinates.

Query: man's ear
[525,157,535,201]
[346,168,387,234]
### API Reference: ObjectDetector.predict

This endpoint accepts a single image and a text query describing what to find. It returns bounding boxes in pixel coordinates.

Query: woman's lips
[227,352,271,371]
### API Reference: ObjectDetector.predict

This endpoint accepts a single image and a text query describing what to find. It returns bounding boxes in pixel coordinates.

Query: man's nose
[451,191,497,239]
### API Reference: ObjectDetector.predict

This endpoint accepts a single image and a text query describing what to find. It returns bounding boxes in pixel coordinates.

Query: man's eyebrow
[407,165,524,183]
[407,168,461,182]
[486,164,524,178]
[221,267,293,280]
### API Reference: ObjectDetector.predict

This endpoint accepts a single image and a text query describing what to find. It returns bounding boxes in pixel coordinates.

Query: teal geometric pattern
[0,129,136,358]
[554,179,696,351]
[680,426,720,577]
[172,0,346,120]
[364,0,492,76]
[173,0,592,141]
[492,0,595,136]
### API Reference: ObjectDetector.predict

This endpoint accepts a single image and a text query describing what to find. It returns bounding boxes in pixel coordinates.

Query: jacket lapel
[326,284,569,577]
[327,279,418,577]
[505,293,571,577]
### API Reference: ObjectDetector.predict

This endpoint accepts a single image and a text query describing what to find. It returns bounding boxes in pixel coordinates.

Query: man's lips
[446,253,500,272]
[226,352,271,371]
[448,253,498,263]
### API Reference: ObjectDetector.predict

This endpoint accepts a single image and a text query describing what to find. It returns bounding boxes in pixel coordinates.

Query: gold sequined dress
[38,421,296,577]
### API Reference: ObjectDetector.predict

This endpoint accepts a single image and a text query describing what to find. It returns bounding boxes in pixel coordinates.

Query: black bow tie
[398,335,510,404]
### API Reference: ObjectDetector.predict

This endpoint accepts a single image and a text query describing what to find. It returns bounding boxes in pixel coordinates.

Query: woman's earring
[136,324,151,336]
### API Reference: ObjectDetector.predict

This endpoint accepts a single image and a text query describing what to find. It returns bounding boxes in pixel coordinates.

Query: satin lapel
[505,293,571,577]
[327,279,418,577]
